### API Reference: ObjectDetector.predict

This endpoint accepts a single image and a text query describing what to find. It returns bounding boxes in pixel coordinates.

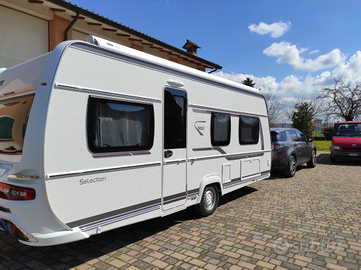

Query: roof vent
[182,40,200,56]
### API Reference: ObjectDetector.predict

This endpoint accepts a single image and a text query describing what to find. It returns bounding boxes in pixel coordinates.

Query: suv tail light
[272,144,283,151]
[0,183,35,200]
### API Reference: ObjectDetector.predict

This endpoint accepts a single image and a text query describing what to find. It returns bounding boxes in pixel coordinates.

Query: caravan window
[164,88,187,149]
[0,95,34,153]
[239,116,259,145]
[87,97,154,153]
[211,113,230,146]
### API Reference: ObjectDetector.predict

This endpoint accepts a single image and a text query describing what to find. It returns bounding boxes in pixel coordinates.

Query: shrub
[322,126,334,140]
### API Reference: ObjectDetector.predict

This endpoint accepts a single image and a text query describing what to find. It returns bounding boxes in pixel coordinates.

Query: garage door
[0,6,48,68]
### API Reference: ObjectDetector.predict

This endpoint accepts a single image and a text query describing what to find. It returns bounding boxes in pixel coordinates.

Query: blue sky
[70,0,361,106]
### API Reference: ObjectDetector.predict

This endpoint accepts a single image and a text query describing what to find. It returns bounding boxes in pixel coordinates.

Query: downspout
[208,68,218,74]
[64,12,79,41]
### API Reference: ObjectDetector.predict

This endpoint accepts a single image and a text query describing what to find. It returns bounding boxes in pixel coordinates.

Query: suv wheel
[330,155,336,163]
[307,150,316,168]
[284,155,296,177]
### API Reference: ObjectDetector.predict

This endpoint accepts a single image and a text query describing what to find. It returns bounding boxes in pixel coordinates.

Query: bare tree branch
[321,77,361,121]
[261,89,286,125]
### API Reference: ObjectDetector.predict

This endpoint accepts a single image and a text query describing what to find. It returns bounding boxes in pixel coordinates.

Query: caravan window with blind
[87,97,154,153]
[239,116,259,145]
[211,113,230,146]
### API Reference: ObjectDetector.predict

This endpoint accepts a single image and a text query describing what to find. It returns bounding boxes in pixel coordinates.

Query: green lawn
[313,140,331,151]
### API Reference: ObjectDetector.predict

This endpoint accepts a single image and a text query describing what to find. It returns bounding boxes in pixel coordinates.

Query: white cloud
[248,21,291,38]
[214,72,279,92]
[215,51,361,113]
[331,51,361,82]
[309,49,320,55]
[263,42,346,72]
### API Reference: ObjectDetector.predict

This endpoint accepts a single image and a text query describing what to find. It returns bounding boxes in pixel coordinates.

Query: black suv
[271,128,317,177]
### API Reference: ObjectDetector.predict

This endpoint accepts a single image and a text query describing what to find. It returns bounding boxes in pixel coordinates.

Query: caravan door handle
[164,150,173,158]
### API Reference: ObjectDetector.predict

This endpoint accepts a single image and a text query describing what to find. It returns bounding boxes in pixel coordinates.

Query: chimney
[182,39,200,56]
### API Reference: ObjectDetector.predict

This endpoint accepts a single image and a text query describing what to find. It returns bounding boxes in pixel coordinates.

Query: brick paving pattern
[0,152,361,270]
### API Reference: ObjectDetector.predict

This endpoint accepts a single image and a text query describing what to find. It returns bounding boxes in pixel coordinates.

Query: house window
[211,113,230,146]
[239,116,259,145]
[87,97,154,153]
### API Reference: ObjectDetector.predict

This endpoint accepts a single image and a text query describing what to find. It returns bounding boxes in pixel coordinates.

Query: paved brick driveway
[1,152,361,270]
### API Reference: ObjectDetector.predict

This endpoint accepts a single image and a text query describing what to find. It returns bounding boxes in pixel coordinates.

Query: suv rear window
[271,131,287,142]
[0,95,34,153]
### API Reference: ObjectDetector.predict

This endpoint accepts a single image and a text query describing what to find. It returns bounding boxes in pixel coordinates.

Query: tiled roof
[45,0,222,71]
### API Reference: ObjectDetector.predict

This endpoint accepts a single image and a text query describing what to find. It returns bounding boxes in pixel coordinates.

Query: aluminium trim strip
[68,188,201,230]
[189,150,270,162]
[69,43,265,100]
[67,198,162,229]
[223,171,270,189]
[80,205,160,231]
[164,159,187,165]
[163,191,187,205]
[189,103,268,118]
[47,161,161,180]
[55,83,161,104]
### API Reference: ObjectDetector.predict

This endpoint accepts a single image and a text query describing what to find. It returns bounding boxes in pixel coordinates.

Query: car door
[295,130,312,163]
[288,130,306,164]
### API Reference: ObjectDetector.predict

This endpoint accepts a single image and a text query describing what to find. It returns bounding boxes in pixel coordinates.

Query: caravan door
[162,88,187,210]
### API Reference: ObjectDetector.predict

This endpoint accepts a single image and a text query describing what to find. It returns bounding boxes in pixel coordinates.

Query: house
[0,0,222,72]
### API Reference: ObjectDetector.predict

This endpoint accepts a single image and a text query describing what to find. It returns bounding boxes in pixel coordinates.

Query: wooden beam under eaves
[129,38,142,42]
[117,33,131,37]
[51,8,66,12]
[28,0,43,3]
[72,16,85,20]
[103,28,117,32]
[168,52,180,57]
[160,49,171,53]
[87,22,102,26]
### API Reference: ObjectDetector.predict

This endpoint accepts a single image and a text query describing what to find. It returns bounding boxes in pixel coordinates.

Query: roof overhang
[28,0,222,71]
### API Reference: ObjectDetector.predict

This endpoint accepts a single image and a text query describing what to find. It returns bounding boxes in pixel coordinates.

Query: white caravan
[0,36,271,246]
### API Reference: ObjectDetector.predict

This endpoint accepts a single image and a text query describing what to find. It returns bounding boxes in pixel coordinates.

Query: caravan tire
[194,185,219,217]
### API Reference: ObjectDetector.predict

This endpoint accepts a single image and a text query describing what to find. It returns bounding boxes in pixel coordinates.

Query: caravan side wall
[1,41,271,246]
[43,42,270,235]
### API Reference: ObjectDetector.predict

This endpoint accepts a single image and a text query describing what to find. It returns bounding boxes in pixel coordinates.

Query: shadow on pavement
[317,153,361,166]
[0,186,258,269]
[219,186,258,206]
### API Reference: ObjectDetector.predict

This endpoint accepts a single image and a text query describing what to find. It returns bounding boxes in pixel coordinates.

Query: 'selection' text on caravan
[79,177,106,185]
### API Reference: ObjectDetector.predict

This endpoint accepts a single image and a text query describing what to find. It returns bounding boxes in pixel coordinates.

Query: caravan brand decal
[80,176,106,185]
[194,121,206,135]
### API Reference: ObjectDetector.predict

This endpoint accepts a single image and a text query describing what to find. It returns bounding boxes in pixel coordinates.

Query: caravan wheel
[194,185,219,216]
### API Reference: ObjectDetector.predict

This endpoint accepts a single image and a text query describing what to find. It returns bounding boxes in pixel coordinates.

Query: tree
[321,78,361,121]
[290,101,315,138]
[262,89,286,126]
[242,77,256,87]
